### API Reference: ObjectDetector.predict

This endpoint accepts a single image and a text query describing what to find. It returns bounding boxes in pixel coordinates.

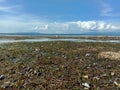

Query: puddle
[0,38,120,44]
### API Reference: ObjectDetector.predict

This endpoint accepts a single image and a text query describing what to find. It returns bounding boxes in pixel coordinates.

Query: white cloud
[27,20,120,33]
[0,5,19,13]
[33,25,48,31]
[0,0,21,13]
[99,0,113,16]
[101,7,113,16]
[99,0,120,17]
[0,15,119,33]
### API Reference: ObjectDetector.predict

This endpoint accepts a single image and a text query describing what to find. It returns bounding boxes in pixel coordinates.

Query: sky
[0,0,120,34]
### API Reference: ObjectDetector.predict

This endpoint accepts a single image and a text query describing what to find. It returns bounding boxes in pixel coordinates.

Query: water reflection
[0,38,120,44]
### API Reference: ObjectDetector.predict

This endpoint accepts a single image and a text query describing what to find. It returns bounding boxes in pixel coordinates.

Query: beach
[0,36,120,89]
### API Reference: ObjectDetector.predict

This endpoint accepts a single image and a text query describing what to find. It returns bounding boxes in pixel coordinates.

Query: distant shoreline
[0,32,120,37]
[0,35,119,41]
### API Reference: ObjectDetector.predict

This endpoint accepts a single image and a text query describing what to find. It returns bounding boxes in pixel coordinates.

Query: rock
[82,75,89,79]
[21,70,26,76]
[34,70,41,76]
[35,48,39,51]
[34,70,37,75]
[62,55,67,59]
[29,68,33,72]
[1,81,12,89]
[75,56,79,59]
[114,81,120,88]
[36,72,41,76]
[93,76,100,80]
[85,53,91,57]
[100,73,107,77]
[110,72,115,76]
[0,75,5,80]
[93,62,97,66]
[82,82,90,89]
[37,71,41,76]
[11,58,20,63]
[98,51,120,60]
[26,67,32,72]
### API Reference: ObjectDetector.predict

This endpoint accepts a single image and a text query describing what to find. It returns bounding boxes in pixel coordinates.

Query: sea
[0,33,120,44]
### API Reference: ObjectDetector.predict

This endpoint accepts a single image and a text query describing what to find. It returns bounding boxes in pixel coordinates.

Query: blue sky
[0,0,120,33]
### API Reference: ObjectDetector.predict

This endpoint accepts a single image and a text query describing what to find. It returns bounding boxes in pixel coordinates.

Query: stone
[82,75,89,79]
[82,82,90,89]
[85,53,91,57]
[114,81,120,88]
[93,76,100,80]
[110,72,115,76]
[37,72,41,76]
[0,75,5,80]
[1,81,11,89]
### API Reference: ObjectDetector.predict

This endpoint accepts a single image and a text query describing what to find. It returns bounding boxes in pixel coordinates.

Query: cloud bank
[0,16,120,34]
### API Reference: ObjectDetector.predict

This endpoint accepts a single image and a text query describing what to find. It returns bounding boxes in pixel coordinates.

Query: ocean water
[0,33,120,44]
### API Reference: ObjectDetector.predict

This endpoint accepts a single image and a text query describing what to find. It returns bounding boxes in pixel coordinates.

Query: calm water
[0,38,120,44]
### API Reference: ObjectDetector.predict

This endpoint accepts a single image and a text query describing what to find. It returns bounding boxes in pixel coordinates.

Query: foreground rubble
[0,42,120,90]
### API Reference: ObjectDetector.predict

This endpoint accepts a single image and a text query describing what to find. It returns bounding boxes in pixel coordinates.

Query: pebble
[29,68,33,72]
[82,82,90,89]
[100,73,107,77]
[36,71,41,76]
[75,56,79,59]
[93,62,97,66]
[0,75,5,80]
[35,48,39,51]
[34,70,37,74]
[82,75,89,79]
[114,81,120,88]
[21,70,26,76]
[85,53,91,57]
[34,70,41,76]
[62,55,67,59]
[93,76,100,80]
[110,72,115,76]
[1,81,11,89]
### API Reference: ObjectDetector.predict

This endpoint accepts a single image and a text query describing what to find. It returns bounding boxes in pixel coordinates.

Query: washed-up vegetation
[0,41,120,90]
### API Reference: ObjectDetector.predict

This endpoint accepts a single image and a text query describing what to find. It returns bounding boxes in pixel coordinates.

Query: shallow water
[0,38,120,44]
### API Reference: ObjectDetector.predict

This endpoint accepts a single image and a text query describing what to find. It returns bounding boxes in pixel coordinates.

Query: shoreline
[0,42,120,89]
[0,35,120,40]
